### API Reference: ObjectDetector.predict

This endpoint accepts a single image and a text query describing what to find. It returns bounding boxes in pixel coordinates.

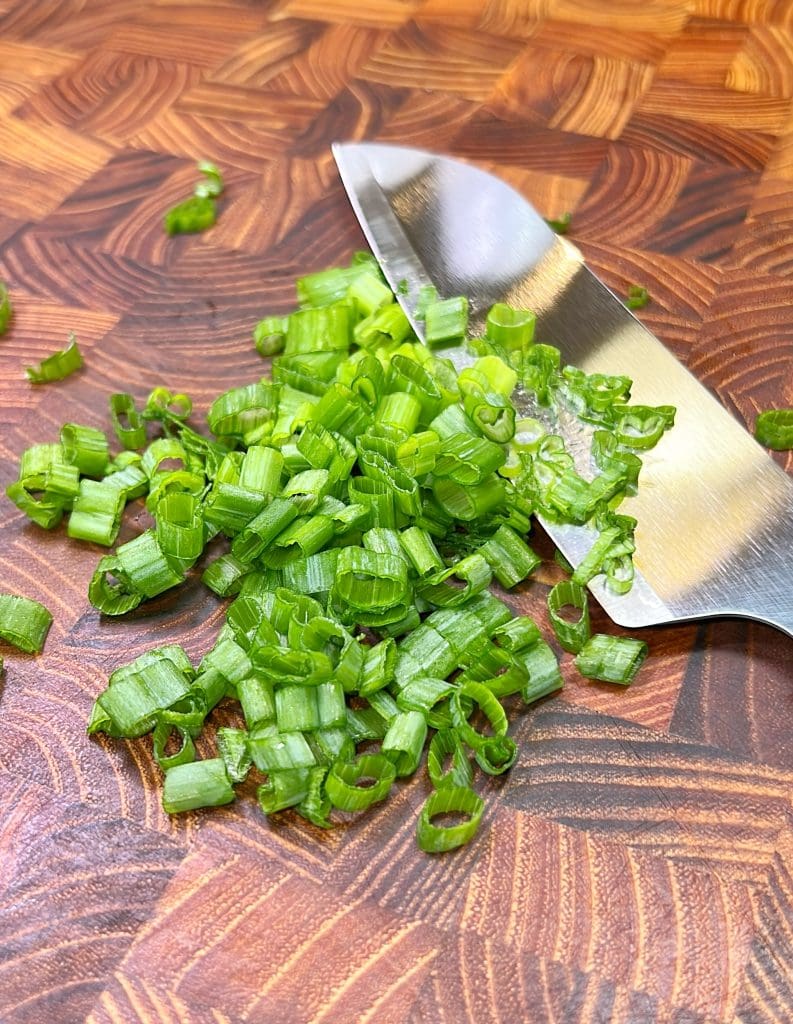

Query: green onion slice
[451,680,508,751]
[475,736,518,775]
[0,593,53,653]
[258,769,310,814]
[26,333,83,383]
[547,579,590,654]
[382,710,428,776]
[626,284,650,309]
[575,633,648,685]
[108,393,146,450]
[755,409,793,451]
[485,303,535,350]
[60,423,110,477]
[162,758,235,813]
[427,728,473,790]
[194,160,224,199]
[545,212,571,234]
[416,786,484,853]
[164,195,216,235]
[0,280,12,334]
[326,754,396,812]
[332,546,409,612]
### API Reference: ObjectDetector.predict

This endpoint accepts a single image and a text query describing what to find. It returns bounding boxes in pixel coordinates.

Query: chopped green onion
[475,735,517,775]
[451,680,507,751]
[399,526,444,576]
[396,430,440,477]
[332,546,409,613]
[109,393,147,449]
[485,303,535,350]
[60,423,109,477]
[0,593,53,653]
[162,758,235,813]
[545,212,571,234]
[359,638,396,696]
[142,387,193,424]
[115,529,184,600]
[67,479,125,547]
[518,639,563,703]
[307,728,355,766]
[418,553,492,608]
[89,645,194,737]
[435,433,506,485]
[433,475,505,521]
[26,333,83,383]
[492,615,541,653]
[248,727,316,772]
[153,721,196,770]
[416,786,484,853]
[164,194,217,235]
[424,296,468,346]
[208,381,278,445]
[258,769,310,814]
[45,250,672,856]
[547,579,590,653]
[348,272,393,317]
[397,676,457,724]
[575,634,648,685]
[626,284,650,309]
[194,160,224,199]
[755,409,793,451]
[0,280,12,334]
[296,765,332,828]
[254,315,288,356]
[201,552,250,597]
[88,555,143,615]
[382,710,428,776]
[479,524,541,589]
[326,754,396,812]
[217,727,253,783]
[427,729,473,790]
[297,259,374,308]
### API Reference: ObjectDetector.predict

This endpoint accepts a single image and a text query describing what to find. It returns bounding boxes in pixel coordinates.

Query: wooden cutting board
[1,2,792,1022]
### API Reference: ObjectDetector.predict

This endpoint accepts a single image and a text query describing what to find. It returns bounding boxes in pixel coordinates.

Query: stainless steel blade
[332,141,793,638]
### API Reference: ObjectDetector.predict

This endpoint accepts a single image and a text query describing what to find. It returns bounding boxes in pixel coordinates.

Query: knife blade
[333,141,793,638]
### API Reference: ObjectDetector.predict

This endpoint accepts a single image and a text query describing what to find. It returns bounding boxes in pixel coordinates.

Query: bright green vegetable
[26,333,83,383]
[545,212,571,234]
[108,393,146,450]
[424,296,468,346]
[164,161,225,235]
[0,594,53,653]
[626,284,650,310]
[575,633,648,685]
[417,786,485,853]
[162,759,235,813]
[0,281,12,334]
[326,754,396,811]
[755,409,793,451]
[3,249,668,853]
[547,579,590,654]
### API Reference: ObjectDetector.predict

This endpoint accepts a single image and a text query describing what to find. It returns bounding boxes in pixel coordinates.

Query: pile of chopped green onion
[5,251,672,851]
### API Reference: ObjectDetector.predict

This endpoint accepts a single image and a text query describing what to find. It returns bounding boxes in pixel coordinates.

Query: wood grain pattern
[0,1,792,1021]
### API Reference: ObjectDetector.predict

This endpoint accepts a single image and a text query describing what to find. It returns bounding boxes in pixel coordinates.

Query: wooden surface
[1,1,792,1022]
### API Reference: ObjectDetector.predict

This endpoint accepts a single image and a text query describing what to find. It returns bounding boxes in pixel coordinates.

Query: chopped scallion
[26,333,83,384]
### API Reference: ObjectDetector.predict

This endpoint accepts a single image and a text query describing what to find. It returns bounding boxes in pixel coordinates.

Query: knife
[332,141,793,639]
